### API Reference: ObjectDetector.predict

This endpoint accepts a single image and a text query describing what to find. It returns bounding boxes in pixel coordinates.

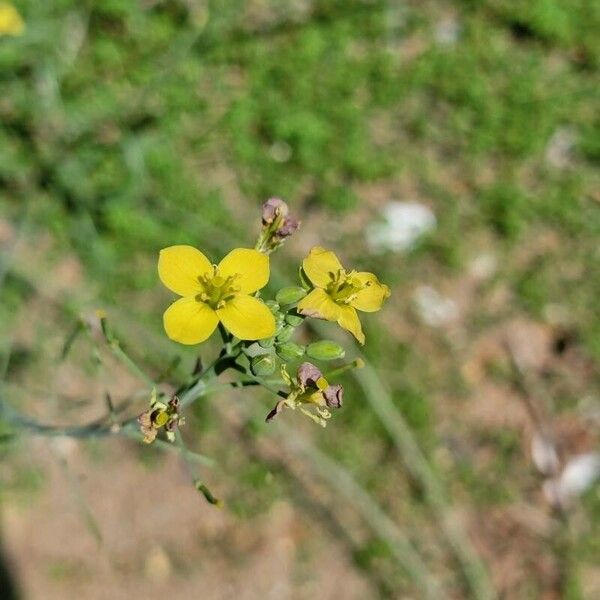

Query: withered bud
[274,216,300,240]
[323,384,343,409]
[297,362,323,388]
[257,197,300,254]
[262,198,289,225]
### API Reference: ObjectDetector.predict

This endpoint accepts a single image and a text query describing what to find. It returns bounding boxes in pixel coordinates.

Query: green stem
[322,358,364,380]
[108,340,155,389]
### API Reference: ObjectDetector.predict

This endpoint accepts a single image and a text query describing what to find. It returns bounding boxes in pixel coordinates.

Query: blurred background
[0,1,599,598]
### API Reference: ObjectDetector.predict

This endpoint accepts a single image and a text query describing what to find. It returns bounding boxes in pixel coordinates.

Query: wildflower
[297,247,390,344]
[159,245,276,344]
[266,362,343,426]
[256,198,300,254]
[138,393,183,444]
[0,3,24,36]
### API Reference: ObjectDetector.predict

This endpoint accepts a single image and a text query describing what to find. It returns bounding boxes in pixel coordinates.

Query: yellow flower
[297,247,390,344]
[0,3,24,36]
[158,245,276,344]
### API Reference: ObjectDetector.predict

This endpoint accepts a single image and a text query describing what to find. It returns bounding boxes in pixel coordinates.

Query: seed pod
[306,340,346,361]
[276,342,305,362]
[276,286,307,306]
[276,325,295,343]
[251,354,277,376]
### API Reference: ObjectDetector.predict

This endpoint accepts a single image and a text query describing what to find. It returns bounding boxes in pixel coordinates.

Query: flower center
[326,269,370,305]
[196,266,242,309]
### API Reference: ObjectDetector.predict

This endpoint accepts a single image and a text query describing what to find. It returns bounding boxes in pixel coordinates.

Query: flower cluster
[140,198,390,443]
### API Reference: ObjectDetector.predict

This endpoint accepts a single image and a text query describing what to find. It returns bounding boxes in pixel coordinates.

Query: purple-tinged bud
[257,197,300,254]
[275,216,300,239]
[262,198,289,225]
[323,384,343,409]
[297,362,323,388]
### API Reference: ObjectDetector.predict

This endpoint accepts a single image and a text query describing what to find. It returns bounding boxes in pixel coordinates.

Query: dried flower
[138,393,184,444]
[266,362,343,426]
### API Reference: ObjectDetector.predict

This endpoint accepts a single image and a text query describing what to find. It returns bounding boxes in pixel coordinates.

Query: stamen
[195,268,243,309]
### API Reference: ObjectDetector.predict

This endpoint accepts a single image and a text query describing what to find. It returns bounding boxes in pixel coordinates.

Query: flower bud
[285,312,304,327]
[276,325,295,343]
[274,216,299,240]
[251,354,277,376]
[265,300,280,314]
[306,340,346,361]
[262,198,289,225]
[243,341,271,357]
[276,342,305,362]
[256,198,300,254]
[258,336,275,348]
[276,286,307,306]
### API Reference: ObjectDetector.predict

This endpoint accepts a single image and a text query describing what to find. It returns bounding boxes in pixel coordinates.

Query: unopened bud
[285,312,304,327]
[265,300,280,314]
[258,337,275,348]
[251,354,277,377]
[262,198,289,224]
[276,342,305,362]
[257,198,300,254]
[306,340,346,361]
[276,325,295,343]
[276,286,307,306]
[274,216,299,240]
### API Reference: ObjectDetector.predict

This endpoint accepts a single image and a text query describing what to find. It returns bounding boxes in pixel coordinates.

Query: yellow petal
[218,248,270,294]
[337,305,365,345]
[163,296,219,345]
[352,272,391,312]
[217,295,276,340]
[302,246,343,288]
[158,245,212,297]
[0,3,24,36]
[297,288,341,321]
